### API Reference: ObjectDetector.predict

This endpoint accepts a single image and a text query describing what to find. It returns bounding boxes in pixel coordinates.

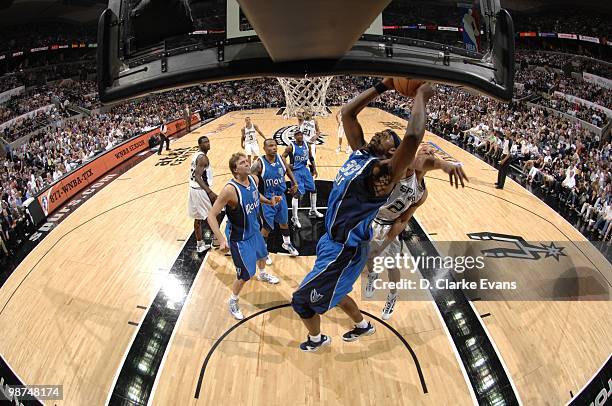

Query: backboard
[97,0,514,103]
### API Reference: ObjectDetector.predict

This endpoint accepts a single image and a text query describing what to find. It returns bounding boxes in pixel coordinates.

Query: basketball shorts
[261,194,288,230]
[291,233,368,318]
[228,232,268,281]
[244,141,260,156]
[187,187,212,220]
[369,219,403,260]
[293,167,315,196]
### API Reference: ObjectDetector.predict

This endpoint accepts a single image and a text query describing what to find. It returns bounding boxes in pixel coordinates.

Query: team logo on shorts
[310,288,324,303]
[273,125,326,146]
[236,267,242,277]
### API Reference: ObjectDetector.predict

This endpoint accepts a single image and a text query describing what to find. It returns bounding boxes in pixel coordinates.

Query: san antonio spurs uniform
[299,119,318,156]
[188,151,214,219]
[243,124,260,156]
[370,172,426,256]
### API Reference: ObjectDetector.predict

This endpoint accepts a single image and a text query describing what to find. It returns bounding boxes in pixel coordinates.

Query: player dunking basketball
[365,144,468,320]
[241,117,266,164]
[291,78,435,352]
[207,152,282,320]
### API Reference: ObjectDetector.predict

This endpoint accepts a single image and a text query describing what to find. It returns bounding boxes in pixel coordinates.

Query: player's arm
[254,125,266,140]
[207,185,236,250]
[309,147,318,178]
[281,155,299,194]
[282,145,293,169]
[388,83,434,184]
[250,158,262,177]
[410,149,469,188]
[341,77,394,151]
[387,190,428,241]
[240,128,245,148]
[251,176,281,206]
[194,155,217,202]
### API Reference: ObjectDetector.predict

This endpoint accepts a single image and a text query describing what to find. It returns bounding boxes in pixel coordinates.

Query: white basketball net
[276,76,333,119]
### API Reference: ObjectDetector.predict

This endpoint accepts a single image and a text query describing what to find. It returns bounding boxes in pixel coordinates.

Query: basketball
[393,77,425,97]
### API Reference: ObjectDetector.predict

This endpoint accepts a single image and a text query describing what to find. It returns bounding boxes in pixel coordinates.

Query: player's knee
[291,296,315,319]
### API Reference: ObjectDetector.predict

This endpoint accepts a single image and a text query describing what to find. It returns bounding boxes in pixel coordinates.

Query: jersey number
[387,200,406,213]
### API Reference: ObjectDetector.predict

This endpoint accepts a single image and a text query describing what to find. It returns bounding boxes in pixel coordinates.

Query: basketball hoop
[276,76,333,119]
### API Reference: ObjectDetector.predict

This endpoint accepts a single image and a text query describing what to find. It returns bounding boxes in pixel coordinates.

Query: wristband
[374,81,390,95]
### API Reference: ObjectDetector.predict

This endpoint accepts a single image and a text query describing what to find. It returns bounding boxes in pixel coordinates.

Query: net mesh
[276,76,333,118]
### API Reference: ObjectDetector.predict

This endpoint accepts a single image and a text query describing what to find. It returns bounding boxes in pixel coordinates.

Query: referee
[495,132,516,189]
[157,121,170,155]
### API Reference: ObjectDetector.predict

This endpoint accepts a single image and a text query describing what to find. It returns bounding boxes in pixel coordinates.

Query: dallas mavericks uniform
[371,172,426,257]
[290,141,315,197]
[299,119,317,156]
[291,150,391,318]
[259,154,289,230]
[243,124,260,156]
[187,151,214,220]
[225,175,268,281]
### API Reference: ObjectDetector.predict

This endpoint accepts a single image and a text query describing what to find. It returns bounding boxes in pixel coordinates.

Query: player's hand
[290,184,298,195]
[382,77,395,90]
[416,82,435,102]
[207,191,218,204]
[271,195,282,205]
[218,239,229,252]
[442,161,469,188]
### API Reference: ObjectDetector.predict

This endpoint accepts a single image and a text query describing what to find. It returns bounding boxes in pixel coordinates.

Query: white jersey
[375,172,425,223]
[300,120,317,141]
[190,151,213,189]
[243,125,258,144]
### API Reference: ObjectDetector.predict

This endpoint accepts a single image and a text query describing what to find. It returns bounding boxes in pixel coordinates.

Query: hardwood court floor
[0,108,609,406]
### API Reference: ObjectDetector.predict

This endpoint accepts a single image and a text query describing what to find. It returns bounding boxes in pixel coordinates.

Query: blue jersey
[260,154,287,198]
[226,175,262,241]
[290,141,310,170]
[325,150,390,247]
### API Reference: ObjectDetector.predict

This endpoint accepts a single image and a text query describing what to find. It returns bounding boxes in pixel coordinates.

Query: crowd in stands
[0,75,25,93]
[516,50,612,79]
[538,96,608,128]
[512,11,609,39]
[0,23,96,53]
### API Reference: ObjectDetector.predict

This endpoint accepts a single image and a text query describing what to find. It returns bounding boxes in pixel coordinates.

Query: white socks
[356,319,368,329]
[310,193,317,211]
[230,294,239,301]
[282,235,291,244]
[309,334,321,342]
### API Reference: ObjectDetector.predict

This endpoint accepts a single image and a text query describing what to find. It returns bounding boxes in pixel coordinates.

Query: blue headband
[391,132,401,148]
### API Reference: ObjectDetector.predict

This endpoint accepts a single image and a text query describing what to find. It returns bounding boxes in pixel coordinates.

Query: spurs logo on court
[310,289,324,303]
[155,146,198,166]
[273,125,326,147]
[467,232,566,261]
[379,121,405,130]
